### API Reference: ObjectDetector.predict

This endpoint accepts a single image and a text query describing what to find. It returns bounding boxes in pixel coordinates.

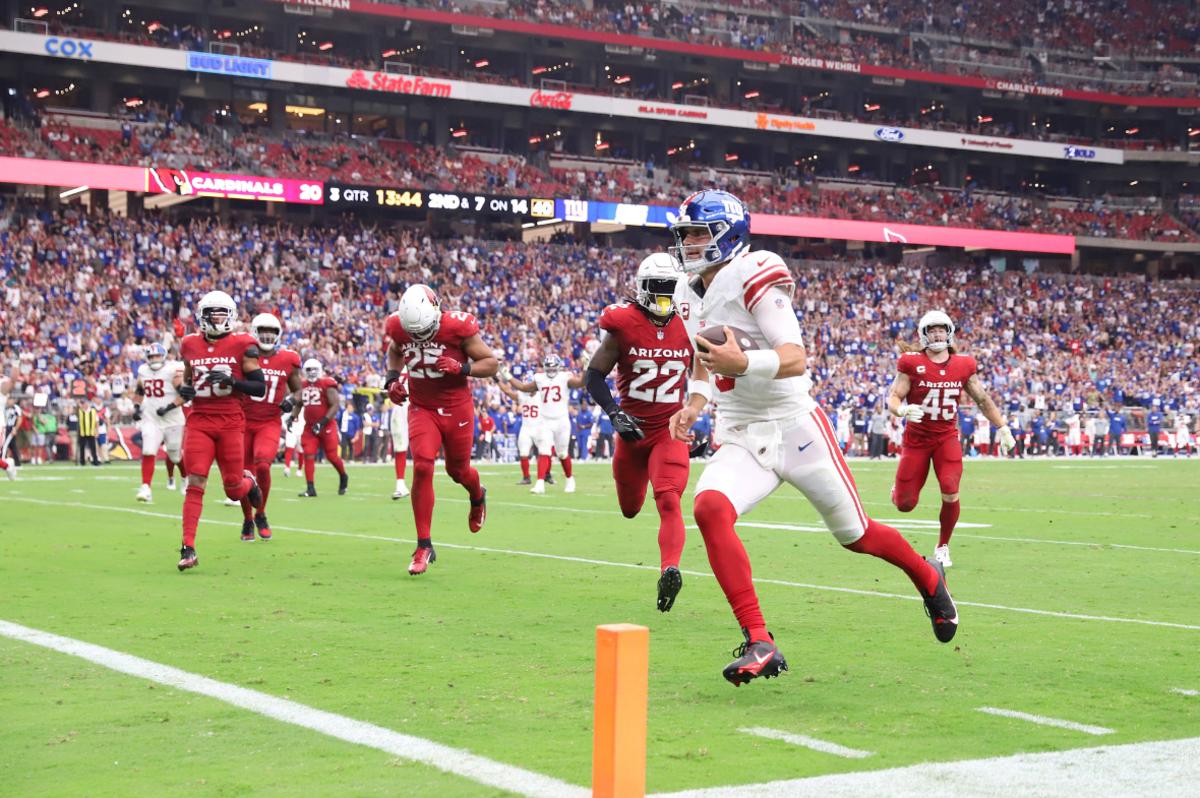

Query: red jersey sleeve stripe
[745,274,794,311]
[741,262,780,289]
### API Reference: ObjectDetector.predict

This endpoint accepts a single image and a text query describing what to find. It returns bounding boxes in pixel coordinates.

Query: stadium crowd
[1,110,1195,244]
[1,207,1196,467]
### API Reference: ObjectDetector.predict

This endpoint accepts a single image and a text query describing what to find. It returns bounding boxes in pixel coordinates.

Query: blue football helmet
[542,353,563,378]
[669,190,751,274]
[146,342,167,371]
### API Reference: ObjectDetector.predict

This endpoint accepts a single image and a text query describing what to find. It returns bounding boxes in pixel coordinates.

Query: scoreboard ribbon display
[325,183,556,218]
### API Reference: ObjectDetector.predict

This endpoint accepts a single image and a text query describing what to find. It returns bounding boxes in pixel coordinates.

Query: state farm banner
[0,30,1124,164]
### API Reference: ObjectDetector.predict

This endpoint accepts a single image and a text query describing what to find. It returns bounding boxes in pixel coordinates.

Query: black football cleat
[516,477,532,485]
[298,481,317,498]
[722,629,788,686]
[338,471,349,496]
[468,488,486,533]
[657,566,683,612]
[177,546,198,572]
[243,470,264,511]
[254,513,272,541]
[922,557,959,643]
[546,473,556,485]
[408,545,436,575]
[240,519,256,542]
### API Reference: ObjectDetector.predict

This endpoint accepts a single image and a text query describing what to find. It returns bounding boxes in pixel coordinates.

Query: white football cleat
[5,462,17,481]
[564,476,576,494]
[282,466,291,478]
[223,498,241,507]
[392,479,410,500]
[530,479,546,495]
[933,544,953,568]
[136,483,152,503]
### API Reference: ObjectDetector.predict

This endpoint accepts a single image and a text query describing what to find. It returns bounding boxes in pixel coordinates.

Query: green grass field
[1,457,1198,796]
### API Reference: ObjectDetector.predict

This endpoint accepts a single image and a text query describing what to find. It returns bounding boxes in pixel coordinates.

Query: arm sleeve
[233,369,266,397]
[584,368,619,415]
[750,286,804,349]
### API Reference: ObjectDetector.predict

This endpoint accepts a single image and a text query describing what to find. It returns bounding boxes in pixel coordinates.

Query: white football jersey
[675,249,814,425]
[517,386,541,426]
[137,360,184,424]
[533,371,571,421]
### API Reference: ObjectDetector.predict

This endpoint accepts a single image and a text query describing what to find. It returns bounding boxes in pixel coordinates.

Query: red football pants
[244,418,281,507]
[409,403,482,540]
[892,434,963,512]
[181,413,255,547]
[301,424,345,481]
[613,426,690,570]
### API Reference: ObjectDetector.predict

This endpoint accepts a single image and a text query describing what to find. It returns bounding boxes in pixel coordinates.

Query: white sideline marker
[977,707,1115,736]
[1172,688,1199,697]
[0,620,587,798]
[739,727,873,759]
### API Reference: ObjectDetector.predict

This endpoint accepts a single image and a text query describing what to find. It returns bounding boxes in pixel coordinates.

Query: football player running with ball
[176,291,267,571]
[888,311,1015,568]
[586,252,693,612]
[238,313,303,540]
[668,190,959,686]
[293,359,349,498]
[384,284,498,575]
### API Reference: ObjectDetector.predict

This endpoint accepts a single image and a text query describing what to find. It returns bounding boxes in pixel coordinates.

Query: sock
[938,500,960,548]
[654,490,685,570]
[693,491,769,643]
[304,455,315,482]
[140,454,155,486]
[394,451,407,479]
[284,447,294,468]
[329,452,346,476]
[182,484,204,548]
[846,518,938,595]
[240,495,254,521]
[537,455,551,480]
[256,461,272,508]
[413,459,435,541]
[520,457,530,479]
[165,459,175,480]
[0,458,8,470]
[560,457,573,478]
[449,463,484,503]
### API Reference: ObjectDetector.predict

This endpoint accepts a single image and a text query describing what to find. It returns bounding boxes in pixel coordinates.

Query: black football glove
[278,396,295,415]
[132,405,142,422]
[178,384,196,401]
[207,370,234,388]
[311,420,325,436]
[156,405,176,418]
[609,409,645,442]
[688,434,711,459]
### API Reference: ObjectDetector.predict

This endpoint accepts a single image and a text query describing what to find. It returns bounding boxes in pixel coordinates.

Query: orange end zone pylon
[592,623,649,798]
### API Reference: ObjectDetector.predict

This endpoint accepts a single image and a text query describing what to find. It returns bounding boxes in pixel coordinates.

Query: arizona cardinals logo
[148,167,194,196]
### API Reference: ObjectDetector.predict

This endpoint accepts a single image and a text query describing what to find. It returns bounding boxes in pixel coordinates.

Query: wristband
[384,369,400,388]
[739,349,781,379]
[460,360,472,376]
[688,378,713,404]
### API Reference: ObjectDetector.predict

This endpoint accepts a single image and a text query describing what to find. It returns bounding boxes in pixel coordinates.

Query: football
[696,325,759,352]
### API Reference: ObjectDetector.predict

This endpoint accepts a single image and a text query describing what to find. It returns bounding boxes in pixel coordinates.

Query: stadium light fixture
[725,153,738,162]
[671,81,684,90]
[32,7,48,18]
[35,89,49,98]
[1188,128,1200,138]
[474,59,489,68]
[382,49,397,58]
[451,128,469,138]
[318,41,334,51]
[613,75,631,84]
[744,90,760,99]
[532,66,547,75]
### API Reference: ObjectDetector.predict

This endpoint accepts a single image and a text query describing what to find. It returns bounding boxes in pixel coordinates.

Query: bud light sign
[874,127,905,142]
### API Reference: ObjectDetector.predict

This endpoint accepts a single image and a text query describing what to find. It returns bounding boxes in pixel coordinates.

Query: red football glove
[387,380,408,405]
[434,356,466,375]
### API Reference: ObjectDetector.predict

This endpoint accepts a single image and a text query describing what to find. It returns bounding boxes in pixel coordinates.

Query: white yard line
[1171,688,1198,697]
[648,736,1200,798]
[976,707,1114,736]
[739,727,873,759]
[5,497,1200,632]
[0,619,586,798]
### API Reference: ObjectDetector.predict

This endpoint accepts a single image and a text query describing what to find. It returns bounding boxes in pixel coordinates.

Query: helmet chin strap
[926,341,949,352]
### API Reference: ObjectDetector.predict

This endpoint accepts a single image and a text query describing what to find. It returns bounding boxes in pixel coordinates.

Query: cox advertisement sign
[44,37,93,59]
[147,168,323,204]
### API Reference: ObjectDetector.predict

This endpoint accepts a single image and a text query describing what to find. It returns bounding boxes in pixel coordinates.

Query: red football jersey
[301,376,339,425]
[897,351,978,444]
[243,348,301,424]
[599,301,693,431]
[384,310,479,410]
[180,332,259,418]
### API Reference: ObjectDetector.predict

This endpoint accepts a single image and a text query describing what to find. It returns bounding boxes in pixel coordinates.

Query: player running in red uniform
[384,284,499,575]
[238,313,302,541]
[586,253,694,611]
[293,359,349,498]
[888,310,1015,568]
[176,291,267,571]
